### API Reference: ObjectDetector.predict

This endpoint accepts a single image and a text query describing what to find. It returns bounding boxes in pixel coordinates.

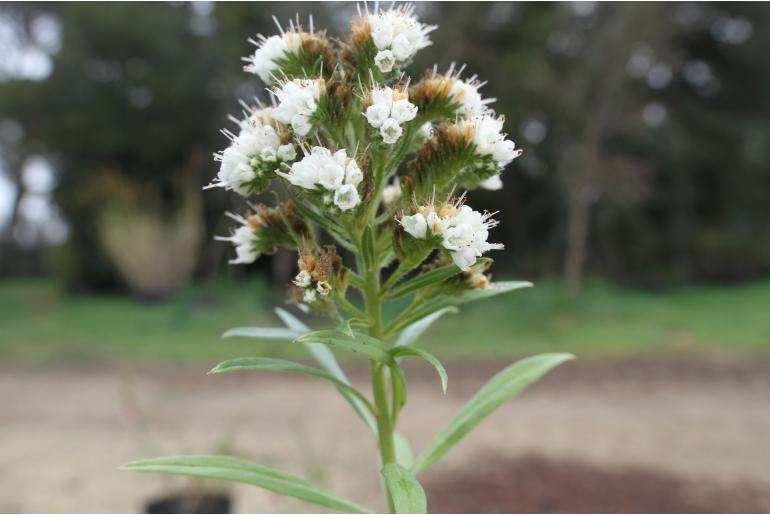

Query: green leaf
[394,433,414,470]
[275,308,377,433]
[222,327,302,340]
[385,261,476,300]
[411,353,574,474]
[455,280,533,305]
[295,330,392,364]
[381,463,427,514]
[295,329,409,409]
[390,346,448,394]
[209,357,375,415]
[394,307,458,347]
[120,455,370,513]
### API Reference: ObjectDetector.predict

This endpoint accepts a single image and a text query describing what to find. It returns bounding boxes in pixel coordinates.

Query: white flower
[334,184,361,211]
[401,203,502,270]
[280,147,362,208]
[374,50,396,73]
[401,213,428,239]
[364,6,436,67]
[381,178,402,206]
[449,79,489,118]
[209,122,282,195]
[260,146,277,162]
[293,270,312,288]
[380,118,403,144]
[316,280,332,296]
[365,103,390,128]
[390,99,418,123]
[419,122,434,140]
[272,78,324,136]
[365,87,417,143]
[442,205,503,270]
[215,214,260,264]
[303,288,317,304]
[244,33,302,84]
[345,160,363,186]
[277,144,297,162]
[480,174,504,191]
[460,114,522,169]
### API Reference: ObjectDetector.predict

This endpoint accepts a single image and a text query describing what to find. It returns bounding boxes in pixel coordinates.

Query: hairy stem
[361,247,397,513]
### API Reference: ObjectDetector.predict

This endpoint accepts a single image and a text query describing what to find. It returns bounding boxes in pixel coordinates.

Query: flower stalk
[122,6,573,514]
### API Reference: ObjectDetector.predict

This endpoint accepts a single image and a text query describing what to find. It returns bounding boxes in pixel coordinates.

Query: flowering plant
[122,6,572,513]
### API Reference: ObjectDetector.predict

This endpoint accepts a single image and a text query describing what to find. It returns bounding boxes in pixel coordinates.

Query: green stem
[361,248,397,513]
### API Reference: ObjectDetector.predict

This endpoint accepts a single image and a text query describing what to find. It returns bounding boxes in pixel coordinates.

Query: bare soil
[1,354,769,513]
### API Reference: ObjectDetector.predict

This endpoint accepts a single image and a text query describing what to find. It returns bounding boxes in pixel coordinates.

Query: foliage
[117,6,572,512]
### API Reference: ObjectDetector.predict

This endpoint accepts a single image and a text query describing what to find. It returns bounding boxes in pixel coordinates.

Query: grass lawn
[1,276,769,364]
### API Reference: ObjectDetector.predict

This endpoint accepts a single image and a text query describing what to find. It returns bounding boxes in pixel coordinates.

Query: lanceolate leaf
[295,329,408,411]
[411,353,574,475]
[295,330,392,363]
[120,455,371,514]
[384,261,467,300]
[381,463,427,514]
[390,346,448,394]
[455,281,533,305]
[275,308,377,433]
[394,307,458,347]
[209,357,375,415]
[222,327,302,340]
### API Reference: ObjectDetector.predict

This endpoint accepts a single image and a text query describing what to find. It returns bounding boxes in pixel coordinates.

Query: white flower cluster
[460,114,522,191]
[214,213,261,265]
[209,109,296,196]
[272,78,324,136]
[365,87,418,144]
[401,204,503,270]
[293,270,331,304]
[365,6,436,73]
[278,146,363,211]
[244,32,302,84]
[449,78,491,118]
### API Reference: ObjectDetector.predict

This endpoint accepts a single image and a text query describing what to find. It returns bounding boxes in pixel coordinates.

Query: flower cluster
[272,78,325,136]
[400,200,503,270]
[279,146,363,211]
[364,86,418,144]
[361,5,436,73]
[208,107,296,196]
[410,64,494,120]
[244,32,302,84]
[291,246,342,305]
[215,202,308,265]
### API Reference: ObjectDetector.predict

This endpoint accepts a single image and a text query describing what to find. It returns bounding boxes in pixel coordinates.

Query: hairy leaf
[390,346,448,394]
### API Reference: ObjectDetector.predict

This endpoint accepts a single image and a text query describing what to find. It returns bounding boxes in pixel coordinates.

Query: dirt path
[1,355,769,513]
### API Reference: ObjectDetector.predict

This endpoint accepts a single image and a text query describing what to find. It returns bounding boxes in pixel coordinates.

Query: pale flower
[316,280,332,296]
[345,160,364,186]
[390,99,418,124]
[374,50,396,73]
[400,213,428,239]
[277,143,297,162]
[334,184,361,211]
[303,288,317,304]
[381,178,402,206]
[365,103,390,128]
[293,270,312,288]
[380,118,403,144]
[272,78,324,136]
[364,6,436,67]
[209,122,282,195]
[480,174,504,191]
[215,214,260,264]
[244,32,302,84]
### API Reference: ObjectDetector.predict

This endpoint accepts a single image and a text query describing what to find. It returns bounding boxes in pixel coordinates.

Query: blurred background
[1,1,769,513]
